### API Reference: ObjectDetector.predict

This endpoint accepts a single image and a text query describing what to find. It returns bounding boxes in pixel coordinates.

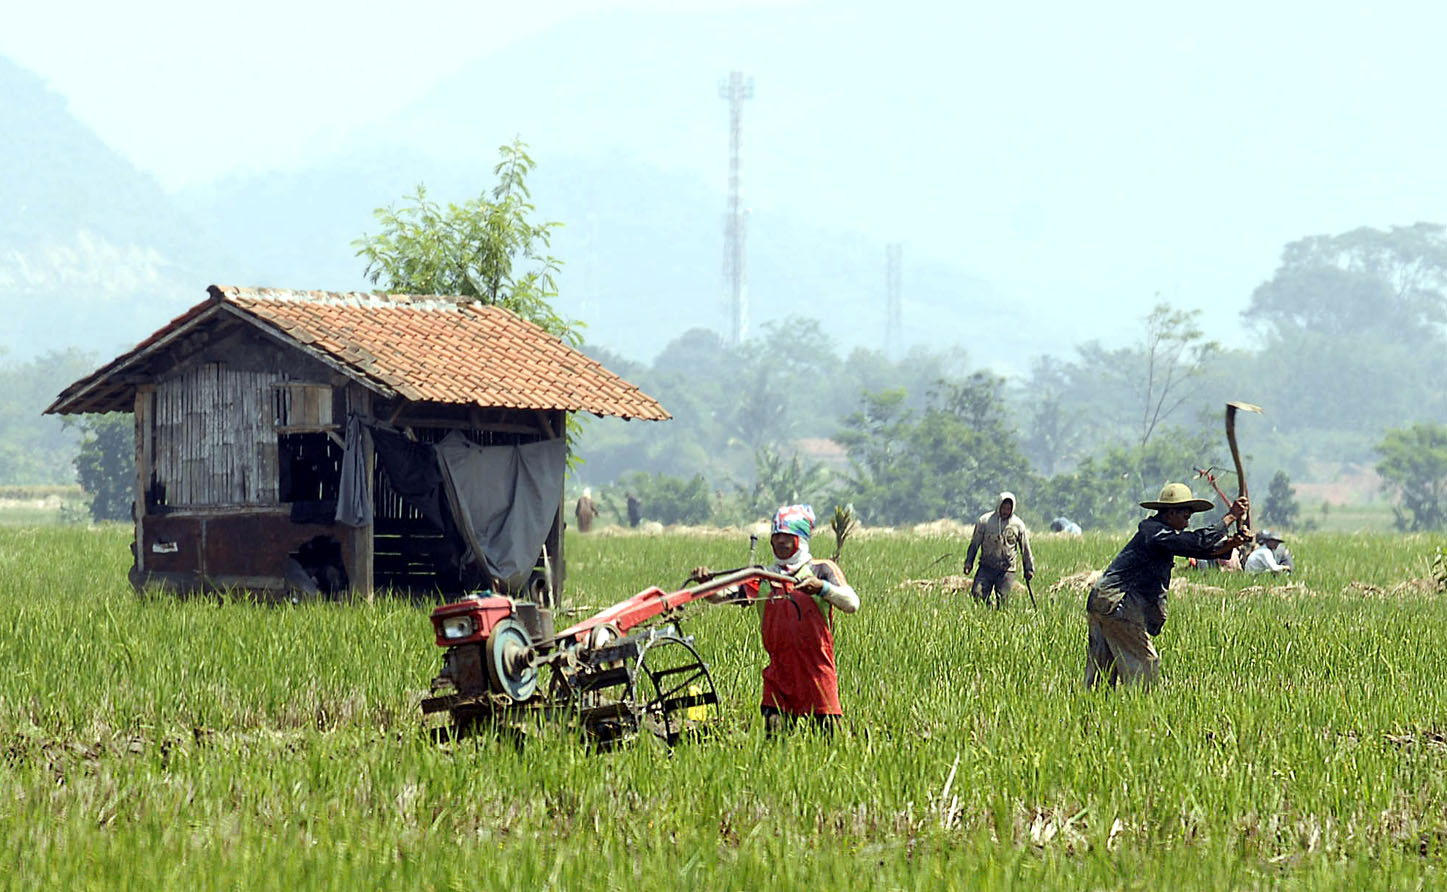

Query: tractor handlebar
[556,567,797,642]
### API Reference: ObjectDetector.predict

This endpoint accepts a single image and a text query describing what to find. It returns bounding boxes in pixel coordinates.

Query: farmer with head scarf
[574,486,598,533]
[692,504,859,734]
[964,491,1034,608]
[1085,483,1251,689]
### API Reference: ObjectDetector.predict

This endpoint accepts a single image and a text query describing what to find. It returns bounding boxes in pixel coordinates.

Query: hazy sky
[2,0,797,187]
[7,0,1447,361]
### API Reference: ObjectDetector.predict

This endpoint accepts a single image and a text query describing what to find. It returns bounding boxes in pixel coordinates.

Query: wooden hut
[45,285,669,600]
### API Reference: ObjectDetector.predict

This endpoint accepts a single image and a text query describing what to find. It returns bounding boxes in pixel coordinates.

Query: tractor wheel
[627,635,719,746]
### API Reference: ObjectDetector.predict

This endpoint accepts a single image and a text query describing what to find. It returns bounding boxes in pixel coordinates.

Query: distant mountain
[0,7,1057,371]
[0,55,229,361]
[168,3,1032,367]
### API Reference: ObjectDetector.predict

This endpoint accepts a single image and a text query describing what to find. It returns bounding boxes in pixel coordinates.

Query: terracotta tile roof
[46,285,670,421]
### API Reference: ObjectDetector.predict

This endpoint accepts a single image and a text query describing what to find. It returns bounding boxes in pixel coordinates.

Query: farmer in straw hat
[1085,483,1251,689]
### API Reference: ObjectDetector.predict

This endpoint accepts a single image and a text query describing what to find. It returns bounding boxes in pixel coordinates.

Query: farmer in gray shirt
[965,491,1034,608]
[1085,483,1250,689]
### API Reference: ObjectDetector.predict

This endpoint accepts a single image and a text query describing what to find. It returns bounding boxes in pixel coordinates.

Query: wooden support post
[549,500,564,609]
[349,385,376,601]
[133,387,154,583]
[551,409,567,601]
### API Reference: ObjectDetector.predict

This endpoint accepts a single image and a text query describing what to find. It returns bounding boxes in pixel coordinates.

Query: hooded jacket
[966,491,1034,575]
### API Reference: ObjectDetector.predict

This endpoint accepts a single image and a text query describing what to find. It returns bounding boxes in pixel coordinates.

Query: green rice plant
[3,524,1447,888]
[829,502,858,562]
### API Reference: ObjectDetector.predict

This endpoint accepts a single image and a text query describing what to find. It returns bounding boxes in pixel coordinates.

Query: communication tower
[720,71,753,345]
[885,243,903,357]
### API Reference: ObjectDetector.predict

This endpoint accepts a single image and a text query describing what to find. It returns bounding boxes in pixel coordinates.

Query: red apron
[759,579,841,716]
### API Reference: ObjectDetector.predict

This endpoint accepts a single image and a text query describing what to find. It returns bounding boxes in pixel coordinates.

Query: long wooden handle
[1225,402,1262,533]
[1227,411,1246,523]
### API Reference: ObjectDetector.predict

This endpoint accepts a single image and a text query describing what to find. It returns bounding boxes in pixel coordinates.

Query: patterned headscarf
[770,504,816,574]
[770,504,816,540]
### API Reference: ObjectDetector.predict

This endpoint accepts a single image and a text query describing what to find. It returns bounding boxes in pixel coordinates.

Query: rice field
[0,485,85,526]
[4,524,1447,889]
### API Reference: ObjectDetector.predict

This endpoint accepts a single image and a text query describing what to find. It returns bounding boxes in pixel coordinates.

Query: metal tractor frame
[421,567,796,746]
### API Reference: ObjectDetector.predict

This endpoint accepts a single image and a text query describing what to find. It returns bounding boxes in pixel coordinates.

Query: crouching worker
[1243,530,1291,574]
[692,504,859,735]
[1085,484,1251,690]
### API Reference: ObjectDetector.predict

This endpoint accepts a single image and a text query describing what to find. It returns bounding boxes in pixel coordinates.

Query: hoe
[421,566,797,746]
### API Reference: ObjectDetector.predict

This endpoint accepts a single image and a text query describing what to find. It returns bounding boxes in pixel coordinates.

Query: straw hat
[1139,482,1214,513]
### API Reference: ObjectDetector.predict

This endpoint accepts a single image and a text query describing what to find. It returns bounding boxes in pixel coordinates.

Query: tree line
[573,223,1447,531]
[7,144,1447,530]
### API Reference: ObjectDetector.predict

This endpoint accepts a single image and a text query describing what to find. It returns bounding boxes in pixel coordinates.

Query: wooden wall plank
[222,368,233,504]
[170,369,179,505]
[260,374,278,504]
[221,368,232,504]
[215,368,224,504]
[204,364,214,505]
[179,366,189,506]
[152,366,287,509]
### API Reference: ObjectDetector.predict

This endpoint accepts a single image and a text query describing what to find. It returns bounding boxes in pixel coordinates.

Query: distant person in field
[1189,541,1243,572]
[625,492,642,528]
[1244,530,1292,574]
[1050,516,1083,536]
[964,491,1035,608]
[1272,534,1295,571]
[574,487,598,533]
[691,504,860,736]
[1085,483,1251,689]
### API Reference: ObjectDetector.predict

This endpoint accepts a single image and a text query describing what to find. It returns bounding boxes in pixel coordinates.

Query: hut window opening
[274,382,343,519]
[278,433,344,505]
[273,382,337,433]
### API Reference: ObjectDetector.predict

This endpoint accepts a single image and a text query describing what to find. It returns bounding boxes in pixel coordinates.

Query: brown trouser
[1084,588,1159,689]
[971,565,1015,609]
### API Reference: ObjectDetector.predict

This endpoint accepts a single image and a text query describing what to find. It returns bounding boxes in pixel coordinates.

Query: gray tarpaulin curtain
[435,431,566,581]
[334,413,374,527]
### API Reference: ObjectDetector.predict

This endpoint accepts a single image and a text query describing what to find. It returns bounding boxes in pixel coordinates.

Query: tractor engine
[428,595,554,703]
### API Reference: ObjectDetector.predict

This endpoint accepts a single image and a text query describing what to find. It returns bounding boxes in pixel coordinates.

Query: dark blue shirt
[1094,514,1231,634]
